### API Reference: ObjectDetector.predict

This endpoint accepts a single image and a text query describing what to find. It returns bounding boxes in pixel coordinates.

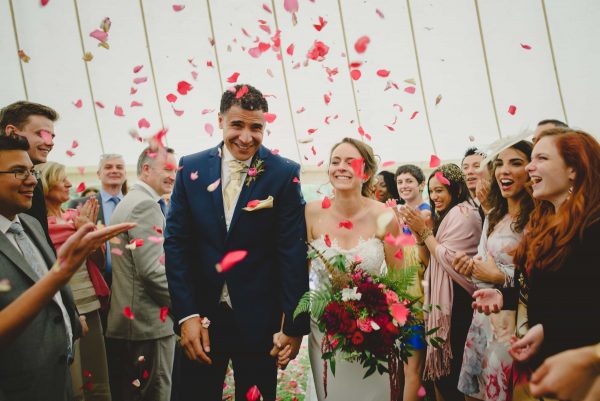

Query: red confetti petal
[350,69,361,80]
[324,234,332,247]
[382,161,394,168]
[133,65,143,73]
[66,150,75,157]
[384,125,395,132]
[429,154,441,168]
[166,93,177,103]
[130,101,143,107]
[508,105,517,115]
[130,87,138,95]
[227,72,240,83]
[172,4,185,12]
[236,85,249,99]
[177,81,193,95]
[350,158,368,179]
[142,369,150,379]
[246,385,261,401]
[354,36,370,54]
[159,306,169,322]
[307,41,329,61]
[321,196,331,209]
[404,86,416,94]
[434,171,450,186]
[292,177,300,183]
[138,118,150,129]
[262,4,272,13]
[75,182,86,193]
[216,250,248,273]
[376,69,390,77]
[263,112,277,123]
[71,140,79,149]
[324,93,331,105]
[95,101,104,108]
[73,99,83,108]
[338,220,353,229]
[313,16,327,31]
[114,106,125,117]
[410,111,419,120]
[520,43,532,50]
[123,306,135,320]
[286,43,295,56]
[41,0,49,6]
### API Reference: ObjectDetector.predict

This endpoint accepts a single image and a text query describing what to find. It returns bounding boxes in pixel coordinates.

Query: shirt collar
[135,181,162,203]
[0,214,20,235]
[222,145,252,168]
[99,189,123,203]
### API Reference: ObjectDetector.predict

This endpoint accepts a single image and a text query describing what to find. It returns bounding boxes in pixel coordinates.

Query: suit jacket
[164,144,310,350]
[0,214,82,401]
[67,193,106,225]
[106,183,174,340]
[22,180,55,255]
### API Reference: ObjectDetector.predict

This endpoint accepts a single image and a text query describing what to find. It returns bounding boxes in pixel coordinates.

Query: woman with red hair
[473,129,600,399]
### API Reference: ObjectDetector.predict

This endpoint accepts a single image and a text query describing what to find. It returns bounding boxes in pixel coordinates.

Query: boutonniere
[245,158,265,186]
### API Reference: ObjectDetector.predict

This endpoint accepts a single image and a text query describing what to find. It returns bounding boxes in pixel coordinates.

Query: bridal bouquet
[294,244,442,400]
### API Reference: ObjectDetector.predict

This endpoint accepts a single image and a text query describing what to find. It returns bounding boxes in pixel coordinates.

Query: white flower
[341,287,362,302]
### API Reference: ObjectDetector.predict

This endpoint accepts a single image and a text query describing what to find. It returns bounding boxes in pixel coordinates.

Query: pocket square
[243,196,274,211]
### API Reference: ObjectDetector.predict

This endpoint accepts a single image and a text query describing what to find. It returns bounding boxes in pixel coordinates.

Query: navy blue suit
[165,143,309,400]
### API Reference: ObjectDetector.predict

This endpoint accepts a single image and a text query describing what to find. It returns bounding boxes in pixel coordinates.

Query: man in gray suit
[106,146,177,401]
[0,134,83,401]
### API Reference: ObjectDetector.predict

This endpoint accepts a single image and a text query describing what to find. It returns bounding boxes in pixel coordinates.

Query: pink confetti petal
[321,196,331,209]
[177,81,193,95]
[148,235,164,244]
[227,72,240,83]
[376,69,390,77]
[207,178,221,192]
[172,106,184,116]
[204,123,214,136]
[166,93,177,103]
[354,36,370,54]
[292,177,300,183]
[382,161,394,168]
[417,385,426,397]
[410,111,419,120]
[248,46,262,58]
[130,101,143,107]
[216,250,248,273]
[429,154,441,168]
[434,171,450,186]
[338,220,353,229]
[520,43,532,50]
[172,4,185,12]
[350,158,368,179]
[114,106,125,117]
[236,85,249,99]
[89,29,108,43]
[283,0,298,13]
[376,8,385,18]
[262,3,272,13]
[201,108,214,115]
[404,86,416,94]
[73,99,82,108]
[111,248,123,256]
[390,303,409,325]
[71,140,79,148]
[350,69,361,80]
[138,118,150,129]
[133,76,148,85]
[66,150,75,157]
[286,43,295,56]
[95,101,105,109]
[133,65,143,73]
[263,112,277,123]
[271,149,280,155]
[324,93,331,105]
[190,171,199,181]
[508,105,517,115]
[130,87,138,95]
[123,306,135,320]
[75,182,86,193]
[77,166,85,175]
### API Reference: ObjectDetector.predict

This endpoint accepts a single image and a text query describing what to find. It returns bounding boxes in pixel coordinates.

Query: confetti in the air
[508,105,517,115]
[429,155,441,168]
[354,36,371,53]
[216,250,248,273]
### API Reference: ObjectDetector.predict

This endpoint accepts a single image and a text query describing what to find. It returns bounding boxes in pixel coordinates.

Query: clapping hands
[74,198,99,229]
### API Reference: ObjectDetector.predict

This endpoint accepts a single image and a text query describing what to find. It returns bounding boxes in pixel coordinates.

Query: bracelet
[416,240,425,246]
[418,228,433,242]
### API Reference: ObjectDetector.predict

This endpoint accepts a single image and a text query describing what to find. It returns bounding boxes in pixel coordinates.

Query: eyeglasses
[0,169,41,180]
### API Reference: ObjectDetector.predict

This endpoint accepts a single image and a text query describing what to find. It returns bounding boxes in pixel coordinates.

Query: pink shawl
[423,201,481,380]
[47,211,110,310]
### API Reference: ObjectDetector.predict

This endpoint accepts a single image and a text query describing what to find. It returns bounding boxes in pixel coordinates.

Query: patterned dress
[458,215,521,401]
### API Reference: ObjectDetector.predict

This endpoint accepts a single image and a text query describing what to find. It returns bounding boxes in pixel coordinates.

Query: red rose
[351,331,364,345]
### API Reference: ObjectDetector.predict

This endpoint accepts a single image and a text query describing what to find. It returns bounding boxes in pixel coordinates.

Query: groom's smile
[219,105,265,161]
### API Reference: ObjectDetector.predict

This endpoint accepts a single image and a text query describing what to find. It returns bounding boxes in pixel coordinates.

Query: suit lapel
[208,145,227,239]
[227,146,271,237]
[0,231,39,283]
[20,214,56,268]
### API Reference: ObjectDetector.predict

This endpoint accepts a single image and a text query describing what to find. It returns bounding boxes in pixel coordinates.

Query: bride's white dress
[306,235,391,401]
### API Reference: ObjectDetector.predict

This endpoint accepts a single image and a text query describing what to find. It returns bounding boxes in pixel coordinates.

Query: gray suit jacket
[0,214,82,401]
[67,193,105,225]
[106,183,173,340]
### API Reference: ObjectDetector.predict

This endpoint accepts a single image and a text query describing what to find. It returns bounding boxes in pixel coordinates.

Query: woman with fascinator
[399,163,482,401]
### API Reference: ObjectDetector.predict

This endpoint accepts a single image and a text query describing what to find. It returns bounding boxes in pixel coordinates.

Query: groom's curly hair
[220,84,268,114]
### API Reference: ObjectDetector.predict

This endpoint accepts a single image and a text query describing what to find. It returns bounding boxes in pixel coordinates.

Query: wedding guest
[0,101,59,252]
[394,164,431,401]
[41,161,112,401]
[454,141,534,401]
[69,153,126,287]
[532,119,567,143]
[462,148,485,199]
[375,170,400,203]
[304,137,402,401]
[473,129,600,398]
[81,187,99,198]
[400,163,481,401]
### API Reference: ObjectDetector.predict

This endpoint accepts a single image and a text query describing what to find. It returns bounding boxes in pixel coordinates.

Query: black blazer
[22,180,55,256]
[67,192,106,224]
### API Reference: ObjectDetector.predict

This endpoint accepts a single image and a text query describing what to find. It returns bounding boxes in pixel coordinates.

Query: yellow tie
[223,160,246,212]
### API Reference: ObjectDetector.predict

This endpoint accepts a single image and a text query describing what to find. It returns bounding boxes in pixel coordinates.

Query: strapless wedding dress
[306,235,390,401]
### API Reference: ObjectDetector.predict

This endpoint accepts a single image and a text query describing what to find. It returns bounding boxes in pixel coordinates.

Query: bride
[304,137,401,401]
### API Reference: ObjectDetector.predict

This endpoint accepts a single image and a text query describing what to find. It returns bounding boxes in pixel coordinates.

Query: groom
[164,84,309,400]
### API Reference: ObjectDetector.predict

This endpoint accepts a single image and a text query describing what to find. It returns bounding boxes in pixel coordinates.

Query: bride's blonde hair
[329,137,377,198]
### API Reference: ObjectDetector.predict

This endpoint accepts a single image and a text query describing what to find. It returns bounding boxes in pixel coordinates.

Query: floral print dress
[458,215,522,401]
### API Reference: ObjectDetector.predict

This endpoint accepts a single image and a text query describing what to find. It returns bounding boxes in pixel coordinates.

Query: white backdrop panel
[12,0,103,166]
[0,0,26,107]
[76,0,162,165]
[142,0,223,157]
[341,0,435,165]
[546,0,600,137]
[410,0,499,160]
[478,0,565,137]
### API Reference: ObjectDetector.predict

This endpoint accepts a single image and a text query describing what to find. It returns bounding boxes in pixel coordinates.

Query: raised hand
[509,323,544,362]
[180,317,212,365]
[453,251,474,276]
[471,288,503,315]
